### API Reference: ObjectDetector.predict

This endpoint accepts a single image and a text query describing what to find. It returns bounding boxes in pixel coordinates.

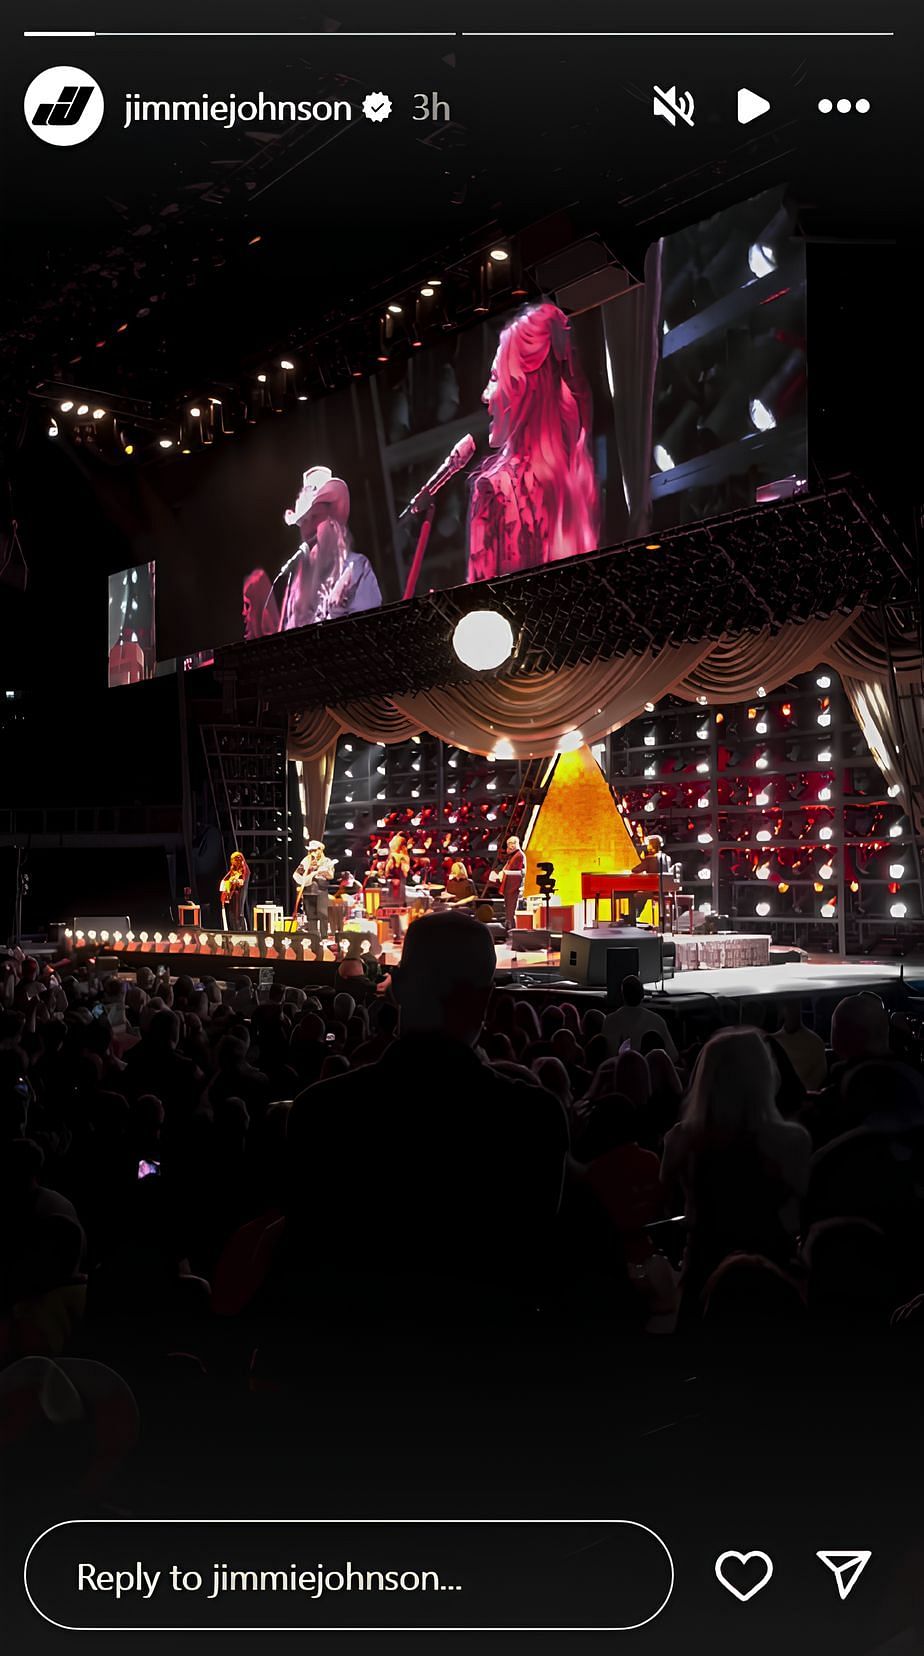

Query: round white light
[755,755,769,770]
[490,247,509,261]
[697,831,713,844]
[819,826,833,841]
[60,400,74,413]
[888,783,901,798]
[755,790,770,806]
[817,711,832,727]
[154,932,163,943]
[821,902,836,918]
[756,863,771,880]
[198,932,209,945]
[159,437,173,449]
[890,901,908,919]
[756,830,772,843]
[139,931,149,943]
[816,674,831,689]
[818,748,832,763]
[819,862,834,881]
[818,787,831,802]
[168,932,178,944]
[755,719,768,735]
[889,823,903,838]
[697,795,709,809]
[452,610,514,672]
[697,867,711,881]
[696,761,710,774]
[756,901,771,917]
[644,800,656,813]
[889,863,905,880]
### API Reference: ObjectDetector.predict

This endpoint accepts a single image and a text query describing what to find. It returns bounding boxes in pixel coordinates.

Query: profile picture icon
[24,66,104,146]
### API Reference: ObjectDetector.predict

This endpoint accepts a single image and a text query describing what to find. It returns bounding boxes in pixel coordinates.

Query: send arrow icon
[816,1551,872,1601]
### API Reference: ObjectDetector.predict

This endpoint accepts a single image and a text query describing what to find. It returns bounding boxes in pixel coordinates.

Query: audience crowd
[3,913,924,1504]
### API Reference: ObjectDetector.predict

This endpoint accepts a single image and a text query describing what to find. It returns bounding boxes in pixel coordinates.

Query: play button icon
[738,88,771,124]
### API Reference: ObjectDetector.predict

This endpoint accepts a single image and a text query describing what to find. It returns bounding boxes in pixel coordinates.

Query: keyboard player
[630,834,677,925]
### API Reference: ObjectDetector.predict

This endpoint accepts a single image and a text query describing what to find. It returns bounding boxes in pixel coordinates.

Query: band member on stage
[467,302,600,584]
[632,834,674,877]
[384,832,411,906]
[490,836,526,934]
[219,850,249,930]
[293,839,337,933]
[446,860,478,907]
[630,834,678,926]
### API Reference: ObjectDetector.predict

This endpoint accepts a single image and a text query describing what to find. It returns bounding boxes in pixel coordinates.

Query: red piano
[581,870,676,925]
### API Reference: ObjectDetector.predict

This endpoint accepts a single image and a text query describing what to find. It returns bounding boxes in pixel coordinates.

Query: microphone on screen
[400,433,477,519]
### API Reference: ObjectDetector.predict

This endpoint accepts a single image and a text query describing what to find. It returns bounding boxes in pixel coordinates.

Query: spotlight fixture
[819,861,834,881]
[889,823,904,838]
[420,285,435,298]
[158,437,173,449]
[92,407,106,420]
[818,787,831,802]
[697,867,711,881]
[756,900,771,917]
[890,901,908,919]
[280,358,295,370]
[76,403,89,416]
[189,405,201,418]
[48,418,58,437]
[452,610,514,672]
[755,790,770,806]
[821,901,837,918]
[489,247,509,261]
[816,674,831,689]
[889,863,905,879]
[818,748,832,764]
[387,304,403,316]
[59,399,74,412]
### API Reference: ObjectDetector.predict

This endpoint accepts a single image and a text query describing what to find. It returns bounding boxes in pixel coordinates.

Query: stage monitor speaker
[560,926,663,989]
[74,915,130,937]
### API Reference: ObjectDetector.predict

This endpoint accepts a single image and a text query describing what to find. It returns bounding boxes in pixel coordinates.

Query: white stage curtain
[288,610,866,766]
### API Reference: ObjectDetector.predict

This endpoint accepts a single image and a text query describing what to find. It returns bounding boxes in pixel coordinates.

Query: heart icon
[714,1550,774,1602]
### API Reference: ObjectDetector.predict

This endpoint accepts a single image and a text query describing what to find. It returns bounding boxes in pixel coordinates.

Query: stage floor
[68,932,923,1006]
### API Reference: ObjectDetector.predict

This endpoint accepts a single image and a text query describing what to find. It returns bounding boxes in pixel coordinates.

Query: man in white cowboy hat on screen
[273,464,381,632]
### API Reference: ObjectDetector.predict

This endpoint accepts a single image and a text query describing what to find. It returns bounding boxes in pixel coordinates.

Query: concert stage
[63,929,923,1015]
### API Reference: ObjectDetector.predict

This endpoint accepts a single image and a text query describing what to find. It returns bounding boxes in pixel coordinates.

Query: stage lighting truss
[215,482,910,710]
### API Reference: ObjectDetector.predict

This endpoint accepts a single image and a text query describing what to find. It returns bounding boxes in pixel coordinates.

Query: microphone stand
[402,494,437,602]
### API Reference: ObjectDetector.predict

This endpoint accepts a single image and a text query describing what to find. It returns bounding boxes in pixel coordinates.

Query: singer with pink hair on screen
[467,301,601,583]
